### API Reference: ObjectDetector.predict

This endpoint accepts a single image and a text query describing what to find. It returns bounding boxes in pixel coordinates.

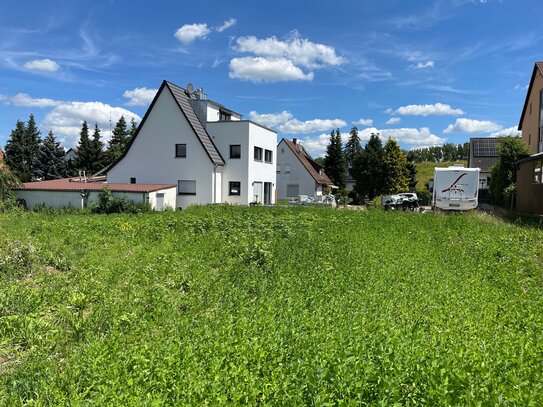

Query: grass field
[1,206,543,405]
[416,161,467,190]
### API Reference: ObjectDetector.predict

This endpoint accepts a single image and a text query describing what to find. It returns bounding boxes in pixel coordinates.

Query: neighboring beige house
[276,138,333,200]
[516,62,543,214]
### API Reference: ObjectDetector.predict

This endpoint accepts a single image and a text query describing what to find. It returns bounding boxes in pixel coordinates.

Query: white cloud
[279,118,346,134]
[229,57,313,82]
[394,103,464,116]
[42,102,141,147]
[11,93,61,107]
[489,126,521,137]
[444,118,502,134]
[248,110,345,134]
[122,87,157,106]
[514,84,528,91]
[235,35,344,68]
[409,60,434,69]
[353,118,374,126]
[379,127,445,147]
[216,18,237,33]
[249,111,293,128]
[386,117,401,125]
[174,23,211,45]
[22,58,60,72]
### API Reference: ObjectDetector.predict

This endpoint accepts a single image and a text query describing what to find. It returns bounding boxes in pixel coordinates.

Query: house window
[285,165,291,173]
[287,184,299,197]
[178,180,196,195]
[254,146,263,161]
[277,165,281,174]
[534,159,543,183]
[175,144,186,158]
[220,111,231,121]
[229,181,241,196]
[230,145,241,159]
[265,149,273,163]
[130,177,136,184]
[281,147,285,154]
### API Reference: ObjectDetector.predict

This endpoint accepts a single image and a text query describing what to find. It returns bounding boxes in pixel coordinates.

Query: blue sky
[1,0,541,157]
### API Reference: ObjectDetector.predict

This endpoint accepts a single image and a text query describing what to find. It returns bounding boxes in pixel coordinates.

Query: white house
[276,138,333,200]
[15,177,176,210]
[107,81,277,208]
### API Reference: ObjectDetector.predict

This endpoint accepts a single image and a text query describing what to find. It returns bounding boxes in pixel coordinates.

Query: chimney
[293,138,297,144]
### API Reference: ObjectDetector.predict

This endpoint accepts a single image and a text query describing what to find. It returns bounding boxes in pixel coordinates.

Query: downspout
[213,164,218,204]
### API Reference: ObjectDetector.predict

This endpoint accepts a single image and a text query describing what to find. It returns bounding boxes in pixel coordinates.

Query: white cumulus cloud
[174,23,211,45]
[386,117,401,125]
[379,127,445,147]
[444,118,502,134]
[249,111,293,128]
[409,61,434,69]
[217,18,237,32]
[235,35,344,68]
[123,87,157,106]
[489,126,521,137]
[353,118,373,127]
[10,93,61,107]
[42,102,141,147]
[394,103,464,116]
[279,118,346,134]
[229,57,314,82]
[22,58,60,72]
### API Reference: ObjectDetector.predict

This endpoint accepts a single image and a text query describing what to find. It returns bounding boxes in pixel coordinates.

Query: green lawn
[1,206,543,405]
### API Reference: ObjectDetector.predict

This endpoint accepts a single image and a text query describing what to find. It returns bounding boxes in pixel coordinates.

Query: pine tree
[89,123,106,174]
[129,117,138,138]
[354,133,385,199]
[324,129,346,190]
[34,131,67,180]
[4,120,27,181]
[107,116,130,163]
[74,121,93,175]
[344,126,362,179]
[406,155,417,189]
[26,114,42,180]
[383,137,409,194]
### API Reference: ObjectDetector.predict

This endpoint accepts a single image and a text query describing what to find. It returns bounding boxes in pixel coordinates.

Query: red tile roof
[16,178,176,193]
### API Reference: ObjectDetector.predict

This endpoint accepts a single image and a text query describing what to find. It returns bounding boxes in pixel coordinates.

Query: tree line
[407,143,469,163]
[2,114,137,182]
[323,127,417,200]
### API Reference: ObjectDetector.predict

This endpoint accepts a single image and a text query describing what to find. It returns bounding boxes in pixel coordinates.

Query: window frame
[254,146,263,161]
[130,177,136,184]
[230,144,241,159]
[229,181,241,196]
[175,143,187,158]
[178,180,196,195]
[264,149,273,163]
[286,184,300,197]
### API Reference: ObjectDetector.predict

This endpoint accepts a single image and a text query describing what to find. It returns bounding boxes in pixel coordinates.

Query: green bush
[91,188,152,214]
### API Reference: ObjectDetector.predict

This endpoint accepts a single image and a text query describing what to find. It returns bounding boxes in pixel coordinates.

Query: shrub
[91,188,152,214]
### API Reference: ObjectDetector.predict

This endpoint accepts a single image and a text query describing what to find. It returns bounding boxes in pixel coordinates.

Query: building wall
[206,103,241,122]
[208,121,276,204]
[276,140,317,199]
[517,160,543,214]
[521,70,543,155]
[14,189,175,210]
[107,86,215,209]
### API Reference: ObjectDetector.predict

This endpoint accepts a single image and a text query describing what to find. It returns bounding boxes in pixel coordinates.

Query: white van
[433,165,480,210]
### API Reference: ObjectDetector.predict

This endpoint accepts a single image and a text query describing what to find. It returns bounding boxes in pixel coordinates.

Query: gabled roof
[518,62,543,130]
[280,138,333,185]
[16,178,175,193]
[106,80,225,173]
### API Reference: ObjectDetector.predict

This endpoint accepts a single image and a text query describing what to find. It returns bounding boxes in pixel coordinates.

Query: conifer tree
[354,133,385,199]
[74,121,93,175]
[129,117,138,138]
[34,131,67,180]
[324,129,346,190]
[383,137,409,194]
[4,120,27,181]
[107,116,130,163]
[344,126,362,179]
[89,123,106,174]
[406,155,418,189]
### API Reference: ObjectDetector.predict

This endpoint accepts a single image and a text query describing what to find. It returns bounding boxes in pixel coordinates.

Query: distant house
[65,148,77,162]
[276,138,333,200]
[516,62,543,214]
[467,137,500,190]
[14,177,176,210]
[107,81,277,208]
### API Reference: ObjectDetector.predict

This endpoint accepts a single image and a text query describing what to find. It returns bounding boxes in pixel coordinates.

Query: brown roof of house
[518,62,543,130]
[16,178,176,193]
[281,138,333,185]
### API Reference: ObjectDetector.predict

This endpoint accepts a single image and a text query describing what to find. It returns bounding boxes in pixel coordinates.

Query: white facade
[276,139,324,200]
[107,81,277,208]
[15,187,176,210]
[208,121,276,205]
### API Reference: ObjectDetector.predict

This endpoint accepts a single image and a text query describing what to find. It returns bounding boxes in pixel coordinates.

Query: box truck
[433,165,480,211]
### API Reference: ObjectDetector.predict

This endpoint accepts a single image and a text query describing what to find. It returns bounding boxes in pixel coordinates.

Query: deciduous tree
[383,137,409,194]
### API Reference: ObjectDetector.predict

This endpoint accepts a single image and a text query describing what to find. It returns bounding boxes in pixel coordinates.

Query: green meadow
[1,206,543,405]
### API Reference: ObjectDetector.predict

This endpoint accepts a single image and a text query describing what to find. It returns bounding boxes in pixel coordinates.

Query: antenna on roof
[187,83,194,94]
